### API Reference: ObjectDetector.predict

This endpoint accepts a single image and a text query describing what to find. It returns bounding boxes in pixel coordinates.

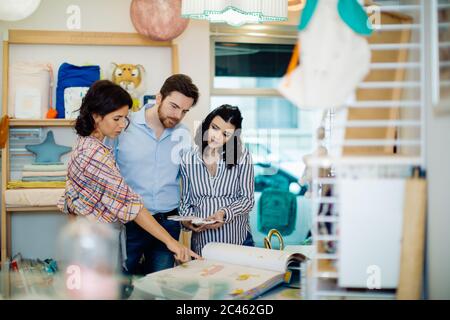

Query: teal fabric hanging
[298,0,318,31]
[337,0,373,36]
[298,0,373,36]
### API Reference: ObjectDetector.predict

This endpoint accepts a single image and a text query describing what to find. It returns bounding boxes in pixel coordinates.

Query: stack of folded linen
[21,163,67,183]
[5,163,68,207]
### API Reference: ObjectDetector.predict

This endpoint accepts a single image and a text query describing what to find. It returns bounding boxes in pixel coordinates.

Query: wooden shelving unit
[1,29,179,262]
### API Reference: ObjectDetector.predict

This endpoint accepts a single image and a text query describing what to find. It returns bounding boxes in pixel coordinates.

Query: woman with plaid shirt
[58,80,200,268]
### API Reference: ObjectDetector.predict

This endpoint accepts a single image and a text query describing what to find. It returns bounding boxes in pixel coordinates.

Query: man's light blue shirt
[109,104,191,214]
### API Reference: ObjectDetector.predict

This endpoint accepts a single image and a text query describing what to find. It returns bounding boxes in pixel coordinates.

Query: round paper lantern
[130,0,189,41]
[0,0,41,21]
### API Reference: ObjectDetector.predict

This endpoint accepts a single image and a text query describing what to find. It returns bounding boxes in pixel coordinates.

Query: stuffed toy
[110,63,146,112]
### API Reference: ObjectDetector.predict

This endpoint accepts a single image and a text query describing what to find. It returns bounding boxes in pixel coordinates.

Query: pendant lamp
[181,0,287,27]
[0,0,41,21]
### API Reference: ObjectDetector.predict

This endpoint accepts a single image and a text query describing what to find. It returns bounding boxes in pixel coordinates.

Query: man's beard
[158,106,178,128]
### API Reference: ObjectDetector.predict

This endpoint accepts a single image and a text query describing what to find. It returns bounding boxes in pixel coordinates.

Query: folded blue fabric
[56,63,100,118]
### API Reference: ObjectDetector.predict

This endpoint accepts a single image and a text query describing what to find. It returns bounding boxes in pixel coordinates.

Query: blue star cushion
[25,131,72,164]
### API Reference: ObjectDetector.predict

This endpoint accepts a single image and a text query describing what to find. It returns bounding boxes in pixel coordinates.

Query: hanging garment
[298,0,373,35]
[279,0,372,110]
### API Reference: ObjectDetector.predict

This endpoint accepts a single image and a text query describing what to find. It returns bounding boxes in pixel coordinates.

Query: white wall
[424,1,450,299]
[0,0,210,259]
[426,104,450,300]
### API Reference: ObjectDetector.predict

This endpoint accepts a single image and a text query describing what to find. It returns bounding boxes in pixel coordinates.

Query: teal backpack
[258,188,297,236]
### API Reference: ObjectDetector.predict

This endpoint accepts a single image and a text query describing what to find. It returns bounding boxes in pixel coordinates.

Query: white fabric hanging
[278,0,371,110]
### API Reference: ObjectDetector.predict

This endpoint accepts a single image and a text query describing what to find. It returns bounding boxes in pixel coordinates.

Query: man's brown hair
[160,74,199,106]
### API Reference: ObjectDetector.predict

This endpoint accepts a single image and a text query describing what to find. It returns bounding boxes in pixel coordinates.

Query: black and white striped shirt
[179,147,255,255]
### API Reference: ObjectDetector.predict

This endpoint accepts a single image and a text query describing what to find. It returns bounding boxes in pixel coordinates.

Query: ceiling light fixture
[181,0,288,27]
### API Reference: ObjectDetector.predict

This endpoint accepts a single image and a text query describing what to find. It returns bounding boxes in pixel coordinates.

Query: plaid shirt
[58,135,143,223]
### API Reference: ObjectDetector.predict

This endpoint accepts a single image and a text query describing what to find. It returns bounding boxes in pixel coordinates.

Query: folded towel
[7,181,66,189]
[32,162,63,165]
[23,164,68,172]
[22,176,66,182]
[22,171,67,177]
[5,188,65,208]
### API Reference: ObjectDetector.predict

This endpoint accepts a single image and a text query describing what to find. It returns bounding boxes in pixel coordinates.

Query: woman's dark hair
[195,104,243,169]
[160,74,199,106]
[75,80,133,136]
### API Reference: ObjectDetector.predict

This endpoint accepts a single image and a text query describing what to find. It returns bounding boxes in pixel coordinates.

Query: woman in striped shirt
[180,105,255,255]
[58,80,199,268]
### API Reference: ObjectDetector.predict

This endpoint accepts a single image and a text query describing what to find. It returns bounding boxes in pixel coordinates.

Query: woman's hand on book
[166,239,202,262]
[181,220,207,232]
[203,210,225,230]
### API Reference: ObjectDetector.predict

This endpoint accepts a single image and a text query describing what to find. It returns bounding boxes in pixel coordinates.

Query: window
[214,42,294,89]
[211,26,322,180]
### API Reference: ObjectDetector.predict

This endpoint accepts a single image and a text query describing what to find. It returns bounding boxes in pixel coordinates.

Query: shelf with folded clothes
[4,129,69,214]
[1,28,179,263]
[5,154,67,210]
[10,162,68,188]
[16,163,67,183]
[8,129,68,190]
[4,187,65,211]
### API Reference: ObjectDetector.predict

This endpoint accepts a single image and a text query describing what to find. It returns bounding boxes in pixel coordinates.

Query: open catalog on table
[133,242,306,300]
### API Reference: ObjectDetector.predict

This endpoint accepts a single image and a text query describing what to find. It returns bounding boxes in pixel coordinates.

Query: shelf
[316,253,338,260]
[9,29,173,47]
[6,206,60,213]
[315,235,339,241]
[315,290,396,299]
[1,28,180,266]
[9,119,75,127]
[314,272,339,279]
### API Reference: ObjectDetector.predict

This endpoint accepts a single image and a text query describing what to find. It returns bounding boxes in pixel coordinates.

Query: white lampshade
[0,0,41,21]
[182,0,287,27]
